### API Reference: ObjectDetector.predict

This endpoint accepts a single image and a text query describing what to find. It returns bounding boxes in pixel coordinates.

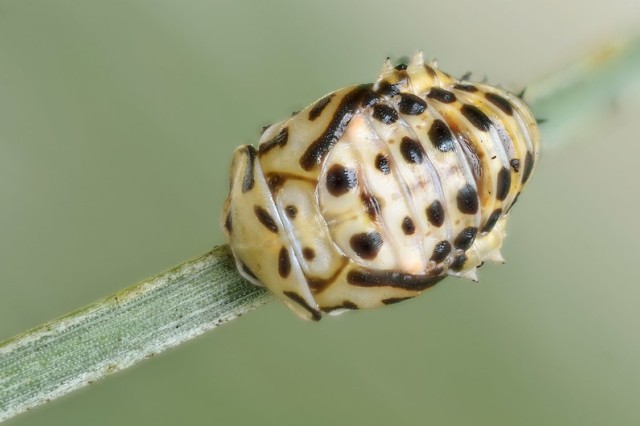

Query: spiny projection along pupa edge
[222,52,540,321]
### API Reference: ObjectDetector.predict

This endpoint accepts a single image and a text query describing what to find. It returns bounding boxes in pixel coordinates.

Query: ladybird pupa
[222,51,540,320]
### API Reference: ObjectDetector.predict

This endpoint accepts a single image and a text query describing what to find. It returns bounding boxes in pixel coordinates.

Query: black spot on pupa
[376,81,401,96]
[224,211,232,232]
[259,127,289,156]
[350,232,383,259]
[321,301,359,313]
[283,291,321,321]
[482,208,502,233]
[506,192,521,213]
[430,240,451,263]
[308,94,335,121]
[278,247,291,278]
[510,158,521,172]
[400,136,425,164]
[456,184,479,215]
[372,104,398,124]
[241,145,257,193]
[427,87,457,103]
[326,164,358,196]
[361,90,380,108]
[454,227,478,250]
[401,216,415,235]
[382,296,413,305]
[394,63,408,71]
[361,193,382,221]
[450,254,467,271]
[254,205,278,233]
[347,269,444,291]
[522,151,534,184]
[375,154,391,174]
[454,84,478,92]
[285,205,298,219]
[302,247,316,260]
[398,94,427,115]
[485,92,514,115]
[428,119,456,152]
[300,84,372,170]
[266,173,284,192]
[461,104,493,131]
[426,200,445,227]
[496,167,511,201]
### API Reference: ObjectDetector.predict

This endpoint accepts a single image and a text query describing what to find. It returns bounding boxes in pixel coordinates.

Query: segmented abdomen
[222,52,540,320]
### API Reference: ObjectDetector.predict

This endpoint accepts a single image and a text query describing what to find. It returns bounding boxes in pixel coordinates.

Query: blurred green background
[1,1,639,425]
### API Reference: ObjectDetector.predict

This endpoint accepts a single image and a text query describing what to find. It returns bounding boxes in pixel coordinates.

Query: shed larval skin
[222,52,540,320]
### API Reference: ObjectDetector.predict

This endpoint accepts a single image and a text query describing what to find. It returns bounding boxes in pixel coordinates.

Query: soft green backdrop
[1,1,639,425]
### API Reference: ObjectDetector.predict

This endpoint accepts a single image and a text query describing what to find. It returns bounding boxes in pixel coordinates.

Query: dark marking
[423,65,437,79]
[482,208,502,233]
[266,173,284,192]
[485,92,514,115]
[398,94,427,115]
[382,296,413,305]
[491,155,497,160]
[428,119,456,152]
[461,104,493,131]
[430,240,451,263]
[361,90,380,108]
[400,136,425,164]
[285,205,298,219]
[278,247,291,278]
[375,154,391,174]
[426,200,445,227]
[522,151,534,184]
[239,261,259,281]
[224,211,232,232]
[372,104,398,124]
[401,216,415,235]
[394,63,408,71]
[302,247,316,260]
[496,167,511,201]
[283,291,321,321]
[454,227,478,250]
[361,193,382,221]
[454,84,478,92]
[254,205,278,233]
[259,127,289,156]
[450,254,467,271]
[456,184,479,215]
[510,158,520,172]
[376,81,401,96]
[308,94,335,120]
[241,145,257,193]
[517,87,527,99]
[326,164,358,196]
[300,84,372,170]
[347,270,444,291]
[350,232,383,260]
[321,301,359,313]
[307,258,349,293]
[427,87,457,103]
[506,192,521,213]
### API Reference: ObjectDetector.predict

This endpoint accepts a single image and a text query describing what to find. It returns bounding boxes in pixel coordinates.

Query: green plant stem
[1,36,639,424]
[0,246,272,423]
